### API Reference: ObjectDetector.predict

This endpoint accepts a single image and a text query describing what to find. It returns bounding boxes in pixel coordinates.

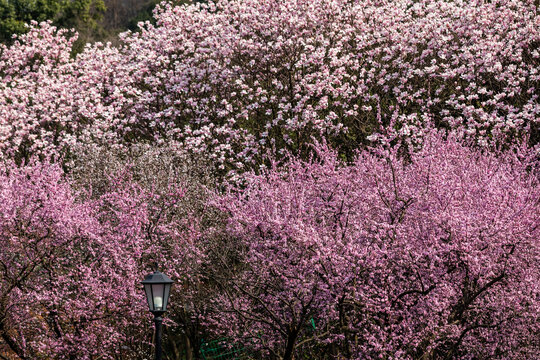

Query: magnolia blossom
[1,0,539,171]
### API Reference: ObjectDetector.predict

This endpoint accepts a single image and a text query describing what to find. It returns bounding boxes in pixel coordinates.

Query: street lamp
[142,269,174,360]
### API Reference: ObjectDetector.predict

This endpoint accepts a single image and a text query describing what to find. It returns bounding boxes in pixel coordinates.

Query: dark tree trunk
[283,328,300,360]
[184,334,193,360]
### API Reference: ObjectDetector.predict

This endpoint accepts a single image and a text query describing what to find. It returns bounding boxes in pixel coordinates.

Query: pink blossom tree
[0,162,128,358]
[0,160,205,359]
[212,132,539,359]
[2,1,539,171]
[0,22,129,166]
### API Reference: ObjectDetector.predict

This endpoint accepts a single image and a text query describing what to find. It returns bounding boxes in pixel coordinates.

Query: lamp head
[142,270,174,314]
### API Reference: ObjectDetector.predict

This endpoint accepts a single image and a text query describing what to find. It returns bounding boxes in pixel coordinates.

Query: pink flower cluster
[212,132,539,359]
[2,132,538,358]
[0,162,203,358]
[1,0,539,170]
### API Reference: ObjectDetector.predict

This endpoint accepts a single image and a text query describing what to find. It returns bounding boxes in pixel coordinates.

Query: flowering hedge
[0,0,539,358]
[211,132,539,359]
[0,160,206,358]
[2,132,537,359]
[1,0,539,171]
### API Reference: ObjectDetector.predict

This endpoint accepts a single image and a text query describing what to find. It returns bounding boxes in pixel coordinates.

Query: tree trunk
[283,328,299,360]
[184,334,193,360]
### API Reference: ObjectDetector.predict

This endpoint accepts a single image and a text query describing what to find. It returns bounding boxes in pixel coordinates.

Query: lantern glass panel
[144,284,153,310]
[152,284,165,311]
[163,283,171,310]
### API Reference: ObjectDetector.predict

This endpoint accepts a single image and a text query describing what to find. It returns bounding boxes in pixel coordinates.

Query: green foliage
[125,0,161,31]
[0,0,105,44]
[126,0,192,32]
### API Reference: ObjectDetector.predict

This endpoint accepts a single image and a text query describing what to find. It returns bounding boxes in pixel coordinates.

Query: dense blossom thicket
[68,144,223,360]
[1,134,537,359]
[0,160,207,358]
[1,0,539,171]
[213,132,539,359]
[1,0,539,359]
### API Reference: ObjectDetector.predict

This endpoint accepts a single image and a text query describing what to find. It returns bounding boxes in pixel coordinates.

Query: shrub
[212,132,539,359]
[1,1,539,172]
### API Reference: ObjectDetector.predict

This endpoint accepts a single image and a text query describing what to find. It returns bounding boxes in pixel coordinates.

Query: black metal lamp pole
[154,314,163,360]
[142,269,174,360]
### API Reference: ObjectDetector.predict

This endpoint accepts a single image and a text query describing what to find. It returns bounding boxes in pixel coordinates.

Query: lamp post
[142,269,174,360]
